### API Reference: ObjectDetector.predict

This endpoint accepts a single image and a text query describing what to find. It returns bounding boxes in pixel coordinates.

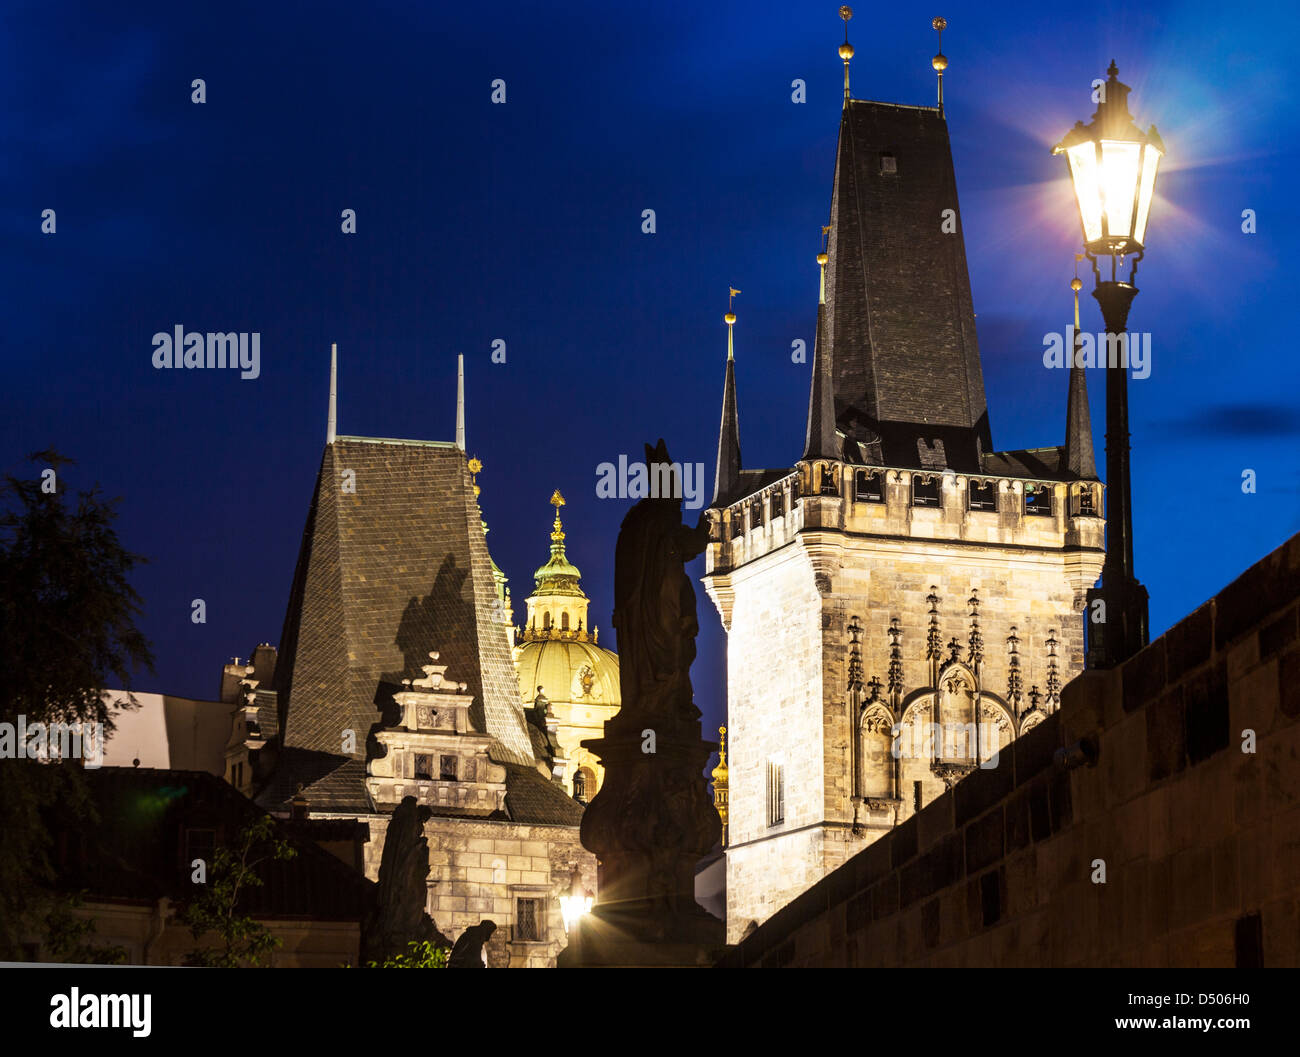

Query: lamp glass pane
[1100,139,1141,240]
[1133,143,1161,247]
[1066,143,1103,244]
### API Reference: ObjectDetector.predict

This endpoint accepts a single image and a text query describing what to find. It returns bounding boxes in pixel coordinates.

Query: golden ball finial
[816,252,828,266]
[724,312,736,325]
[932,52,948,71]
[932,16,947,31]
[839,42,854,60]
[1071,277,1083,292]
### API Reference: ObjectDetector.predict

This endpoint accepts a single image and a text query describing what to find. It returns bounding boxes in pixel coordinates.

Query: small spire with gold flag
[725,287,740,361]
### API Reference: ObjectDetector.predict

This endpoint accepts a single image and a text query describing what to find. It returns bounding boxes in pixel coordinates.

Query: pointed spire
[712,291,743,507]
[1064,260,1098,478]
[455,353,466,451]
[839,7,854,106]
[326,343,337,444]
[802,230,839,461]
[931,17,948,115]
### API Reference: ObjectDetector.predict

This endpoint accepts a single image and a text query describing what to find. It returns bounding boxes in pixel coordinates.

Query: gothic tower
[701,22,1106,941]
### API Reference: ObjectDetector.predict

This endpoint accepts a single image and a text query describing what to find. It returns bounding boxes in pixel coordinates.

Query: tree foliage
[0,450,154,958]
[177,815,297,967]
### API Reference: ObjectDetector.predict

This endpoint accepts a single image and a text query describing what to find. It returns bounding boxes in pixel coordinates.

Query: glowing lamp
[1054,62,1163,258]
[559,867,594,934]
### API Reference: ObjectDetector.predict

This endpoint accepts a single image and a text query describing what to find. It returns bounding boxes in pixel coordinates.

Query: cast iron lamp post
[1054,61,1163,667]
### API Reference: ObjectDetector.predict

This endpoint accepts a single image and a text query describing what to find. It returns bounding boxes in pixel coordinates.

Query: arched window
[543,612,552,630]
[561,611,570,631]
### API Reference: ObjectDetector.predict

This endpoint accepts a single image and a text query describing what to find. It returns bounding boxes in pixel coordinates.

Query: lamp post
[1054,61,1163,668]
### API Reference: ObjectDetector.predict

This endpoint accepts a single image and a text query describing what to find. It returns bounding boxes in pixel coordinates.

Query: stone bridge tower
[701,28,1106,942]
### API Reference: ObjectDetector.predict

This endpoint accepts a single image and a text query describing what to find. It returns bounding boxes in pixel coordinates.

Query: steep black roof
[817,99,991,467]
[263,436,581,827]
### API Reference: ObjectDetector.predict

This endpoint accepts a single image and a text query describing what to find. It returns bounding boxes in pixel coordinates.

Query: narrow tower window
[912,475,941,508]
[968,479,997,512]
[767,761,785,826]
[856,470,885,503]
[1024,485,1053,517]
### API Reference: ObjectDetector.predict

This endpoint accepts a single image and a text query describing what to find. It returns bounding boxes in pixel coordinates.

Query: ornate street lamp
[1054,61,1163,667]
[559,866,594,934]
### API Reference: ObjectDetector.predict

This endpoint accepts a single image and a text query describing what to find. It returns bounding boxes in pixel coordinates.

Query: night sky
[6,1,1298,753]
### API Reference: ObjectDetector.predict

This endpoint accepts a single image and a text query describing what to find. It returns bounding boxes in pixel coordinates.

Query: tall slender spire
[455,353,466,451]
[802,230,839,461]
[711,290,742,507]
[839,7,854,106]
[326,343,337,444]
[1064,261,1098,478]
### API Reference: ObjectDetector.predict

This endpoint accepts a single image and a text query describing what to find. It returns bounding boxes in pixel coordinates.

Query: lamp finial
[839,7,854,106]
[932,17,948,114]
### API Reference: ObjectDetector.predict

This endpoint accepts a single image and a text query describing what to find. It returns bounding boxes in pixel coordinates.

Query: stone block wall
[718,531,1300,967]
[363,814,595,968]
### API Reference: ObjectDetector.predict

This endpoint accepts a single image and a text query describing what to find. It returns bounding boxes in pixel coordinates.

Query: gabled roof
[268,436,540,811]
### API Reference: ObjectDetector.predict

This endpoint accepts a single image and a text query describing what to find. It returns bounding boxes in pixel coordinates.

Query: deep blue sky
[5,1,1298,753]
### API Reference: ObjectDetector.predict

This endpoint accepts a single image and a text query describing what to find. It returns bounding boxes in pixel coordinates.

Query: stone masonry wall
[363,814,594,968]
[719,531,1300,967]
[724,544,825,942]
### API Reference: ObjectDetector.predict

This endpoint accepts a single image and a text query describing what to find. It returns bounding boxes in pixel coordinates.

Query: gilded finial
[932,17,948,114]
[839,7,854,106]
[550,488,566,542]
[725,287,740,360]
[817,227,830,304]
[1072,253,1085,329]
[468,455,482,497]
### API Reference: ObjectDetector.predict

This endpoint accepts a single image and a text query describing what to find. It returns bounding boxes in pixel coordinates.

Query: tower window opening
[561,611,570,631]
[913,780,923,814]
[819,468,839,497]
[750,499,764,528]
[1024,485,1053,517]
[543,612,552,630]
[1076,487,1096,516]
[856,470,885,503]
[440,755,458,781]
[968,480,997,512]
[767,761,785,826]
[414,754,433,780]
[912,475,941,508]
[879,152,897,174]
[770,490,784,518]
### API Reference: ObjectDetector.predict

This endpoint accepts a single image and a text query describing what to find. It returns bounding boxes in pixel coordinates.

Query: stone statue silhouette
[611,439,710,722]
[361,795,448,964]
[575,439,722,950]
[448,920,497,968]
